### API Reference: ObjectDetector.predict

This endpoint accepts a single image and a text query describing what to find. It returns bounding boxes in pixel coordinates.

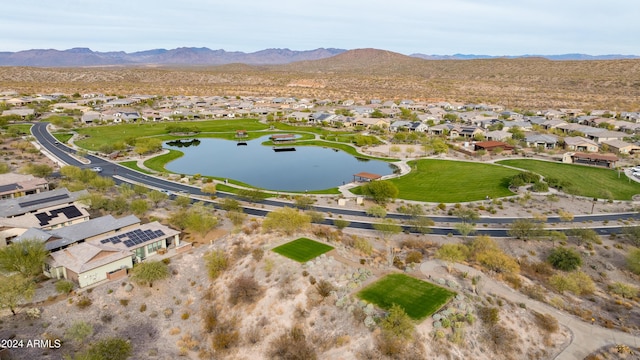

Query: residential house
[601,139,640,155]
[474,141,515,154]
[524,133,559,149]
[563,136,599,152]
[563,152,618,169]
[1,108,35,119]
[541,119,567,130]
[15,213,181,287]
[582,129,627,144]
[484,130,512,142]
[0,188,90,247]
[500,120,532,131]
[0,173,49,200]
[459,126,485,139]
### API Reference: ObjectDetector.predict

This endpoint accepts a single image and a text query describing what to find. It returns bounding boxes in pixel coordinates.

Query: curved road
[31,122,640,236]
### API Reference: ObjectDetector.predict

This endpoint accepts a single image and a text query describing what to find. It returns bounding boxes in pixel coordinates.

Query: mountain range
[0,47,638,67]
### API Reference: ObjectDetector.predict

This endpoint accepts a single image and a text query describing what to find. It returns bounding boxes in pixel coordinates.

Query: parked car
[90,166,102,173]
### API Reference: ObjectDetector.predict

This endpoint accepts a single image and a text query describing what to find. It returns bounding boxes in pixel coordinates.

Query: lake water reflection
[164,136,395,191]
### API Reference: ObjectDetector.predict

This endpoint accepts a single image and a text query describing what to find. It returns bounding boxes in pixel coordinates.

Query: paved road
[31,122,640,236]
[420,260,640,359]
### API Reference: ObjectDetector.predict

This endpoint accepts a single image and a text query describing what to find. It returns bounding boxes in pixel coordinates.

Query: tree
[361,180,399,204]
[453,207,479,223]
[547,247,582,271]
[0,239,48,278]
[22,163,53,178]
[627,248,640,275]
[262,207,311,235]
[366,205,387,218]
[237,188,265,203]
[219,198,241,212]
[389,145,401,157]
[380,304,415,340]
[74,337,132,360]
[293,195,315,210]
[373,219,403,265]
[507,219,544,240]
[201,183,217,197]
[147,190,168,206]
[129,260,170,287]
[129,199,149,216]
[435,243,469,272]
[184,204,218,238]
[333,219,350,230]
[408,216,434,234]
[0,274,35,315]
[454,222,476,239]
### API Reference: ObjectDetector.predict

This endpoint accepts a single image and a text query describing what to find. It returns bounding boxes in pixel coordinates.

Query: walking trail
[420,260,640,360]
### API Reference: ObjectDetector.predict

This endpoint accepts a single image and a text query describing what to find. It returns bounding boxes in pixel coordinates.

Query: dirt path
[419,260,640,359]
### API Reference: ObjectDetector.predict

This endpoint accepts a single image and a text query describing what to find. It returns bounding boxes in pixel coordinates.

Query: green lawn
[271,238,334,262]
[52,133,74,144]
[7,124,33,135]
[361,159,520,202]
[74,119,270,150]
[118,161,153,174]
[358,273,456,320]
[497,159,640,200]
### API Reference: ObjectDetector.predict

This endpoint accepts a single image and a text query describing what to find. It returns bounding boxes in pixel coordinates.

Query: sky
[2,0,639,55]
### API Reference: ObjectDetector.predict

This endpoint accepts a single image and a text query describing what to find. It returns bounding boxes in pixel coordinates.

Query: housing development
[0,89,639,360]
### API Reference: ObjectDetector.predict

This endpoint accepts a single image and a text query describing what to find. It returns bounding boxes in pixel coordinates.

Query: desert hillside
[1,49,639,110]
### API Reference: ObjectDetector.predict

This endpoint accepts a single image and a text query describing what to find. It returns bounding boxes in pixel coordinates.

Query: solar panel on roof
[124,240,134,247]
[101,239,110,244]
[18,194,70,208]
[60,205,82,219]
[112,239,121,244]
[35,213,51,226]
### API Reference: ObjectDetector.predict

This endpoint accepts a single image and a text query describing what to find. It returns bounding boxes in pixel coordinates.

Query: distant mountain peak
[0,47,637,67]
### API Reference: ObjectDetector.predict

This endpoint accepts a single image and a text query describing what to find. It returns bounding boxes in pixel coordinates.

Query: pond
[164,136,396,191]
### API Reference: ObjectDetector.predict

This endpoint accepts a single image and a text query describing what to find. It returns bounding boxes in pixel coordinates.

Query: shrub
[119,299,129,307]
[533,312,559,334]
[315,280,334,299]
[547,247,582,271]
[252,248,264,262]
[78,337,132,360]
[549,271,595,296]
[228,276,264,305]
[55,280,74,294]
[608,282,638,299]
[139,304,147,312]
[268,326,317,360]
[405,251,423,265]
[354,237,373,255]
[65,321,94,344]
[205,249,229,279]
[181,312,190,320]
[203,307,219,334]
[477,306,499,327]
[76,296,92,309]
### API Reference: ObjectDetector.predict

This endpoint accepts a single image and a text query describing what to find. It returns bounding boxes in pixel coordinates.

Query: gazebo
[353,172,382,182]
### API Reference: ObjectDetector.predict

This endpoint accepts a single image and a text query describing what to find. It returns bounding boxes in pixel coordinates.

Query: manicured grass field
[372,159,520,202]
[271,238,334,263]
[497,159,640,200]
[358,273,456,320]
[75,119,270,150]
